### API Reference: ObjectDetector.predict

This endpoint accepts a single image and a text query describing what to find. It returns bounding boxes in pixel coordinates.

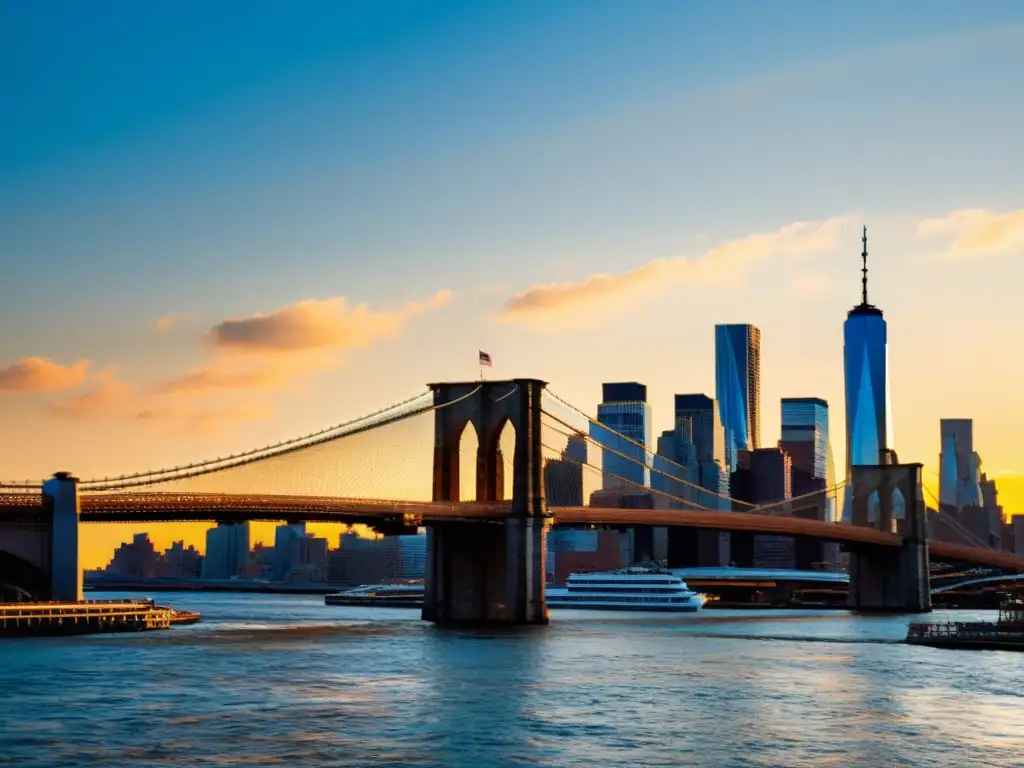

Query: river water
[2,592,1022,767]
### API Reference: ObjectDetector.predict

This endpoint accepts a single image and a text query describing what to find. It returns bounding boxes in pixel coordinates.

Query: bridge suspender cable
[921,485,994,550]
[540,414,734,508]
[77,388,437,488]
[546,389,849,518]
[79,386,485,492]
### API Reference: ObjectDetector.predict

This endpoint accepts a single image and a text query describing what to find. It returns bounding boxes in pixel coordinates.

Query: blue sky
[2,1,1024,561]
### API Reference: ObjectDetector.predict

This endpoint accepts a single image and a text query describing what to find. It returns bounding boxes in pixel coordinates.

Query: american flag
[478,350,493,367]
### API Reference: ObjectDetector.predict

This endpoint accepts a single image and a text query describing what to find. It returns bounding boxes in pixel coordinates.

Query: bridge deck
[3,492,1024,571]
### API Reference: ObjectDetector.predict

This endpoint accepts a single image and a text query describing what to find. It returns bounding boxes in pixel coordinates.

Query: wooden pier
[0,598,199,637]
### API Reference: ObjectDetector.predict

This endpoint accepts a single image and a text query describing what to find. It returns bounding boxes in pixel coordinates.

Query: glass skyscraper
[939,419,982,510]
[674,394,730,508]
[780,398,830,480]
[843,228,895,522]
[592,382,652,489]
[780,397,836,522]
[715,324,761,472]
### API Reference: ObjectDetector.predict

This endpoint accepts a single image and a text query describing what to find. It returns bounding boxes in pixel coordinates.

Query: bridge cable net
[542,391,751,510]
[538,427,842,521]
[921,485,994,551]
[540,392,844,519]
[77,388,484,508]
[78,389,437,491]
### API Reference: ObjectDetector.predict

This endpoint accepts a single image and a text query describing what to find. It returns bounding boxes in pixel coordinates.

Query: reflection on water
[1,592,1022,767]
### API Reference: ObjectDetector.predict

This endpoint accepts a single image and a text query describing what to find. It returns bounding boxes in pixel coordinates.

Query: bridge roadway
[2,491,1024,571]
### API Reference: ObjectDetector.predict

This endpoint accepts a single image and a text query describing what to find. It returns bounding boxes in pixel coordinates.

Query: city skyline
[3,2,1024,566]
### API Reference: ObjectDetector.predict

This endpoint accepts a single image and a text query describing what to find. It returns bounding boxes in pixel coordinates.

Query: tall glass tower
[939,419,982,510]
[592,382,653,489]
[843,227,894,521]
[715,324,761,472]
[780,397,836,521]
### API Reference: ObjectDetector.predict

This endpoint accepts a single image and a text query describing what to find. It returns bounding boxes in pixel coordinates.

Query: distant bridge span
[931,573,1024,594]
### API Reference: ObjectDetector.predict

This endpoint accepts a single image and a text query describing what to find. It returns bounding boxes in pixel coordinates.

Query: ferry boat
[905,600,1024,651]
[325,582,424,607]
[545,567,705,612]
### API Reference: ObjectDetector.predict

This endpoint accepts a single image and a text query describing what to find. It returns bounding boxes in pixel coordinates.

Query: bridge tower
[0,472,82,602]
[423,378,551,625]
[43,472,83,602]
[846,463,930,612]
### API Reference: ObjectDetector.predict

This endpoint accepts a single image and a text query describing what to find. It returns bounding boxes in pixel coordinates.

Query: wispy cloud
[38,289,454,432]
[47,377,273,434]
[153,313,199,332]
[0,357,91,394]
[918,208,1024,260]
[497,217,849,324]
[208,290,453,355]
[46,379,134,419]
[147,354,335,397]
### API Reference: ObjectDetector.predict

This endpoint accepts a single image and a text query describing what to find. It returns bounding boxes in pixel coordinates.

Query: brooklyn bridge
[2,379,1022,623]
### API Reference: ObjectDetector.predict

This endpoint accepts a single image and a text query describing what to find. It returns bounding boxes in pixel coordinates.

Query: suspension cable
[538,443,713,510]
[78,388,436,487]
[82,386,484,492]
[541,413,742,508]
[922,484,993,550]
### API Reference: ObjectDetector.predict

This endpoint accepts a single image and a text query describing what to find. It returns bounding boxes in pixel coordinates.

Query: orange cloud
[153,313,199,332]
[918,208,1024,259]
[48,377,272,434]
[0,357,91,394]
[149,362,291,396]
[135,404,275,436]
[208,290,453,354]
[147,353,337,397]
[47,379,135,419]
[498,217,849,323]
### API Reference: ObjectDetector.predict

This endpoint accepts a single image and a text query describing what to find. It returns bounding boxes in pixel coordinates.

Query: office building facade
[592,382,653,488]
[780,397,836,522]
[939,419,983,510]
[715,324,761,472]
[749,448,795,568]
[202,522,250,580]
[780,398,830,480]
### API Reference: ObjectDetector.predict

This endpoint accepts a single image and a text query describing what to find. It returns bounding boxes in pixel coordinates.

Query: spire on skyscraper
[861,225,869,306]
[850,225,880,315]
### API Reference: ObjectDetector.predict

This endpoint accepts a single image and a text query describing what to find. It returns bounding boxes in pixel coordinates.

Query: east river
[2,593,1023,767]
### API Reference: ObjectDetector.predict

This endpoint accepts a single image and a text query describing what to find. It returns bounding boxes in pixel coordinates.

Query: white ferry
[545,567,705,612]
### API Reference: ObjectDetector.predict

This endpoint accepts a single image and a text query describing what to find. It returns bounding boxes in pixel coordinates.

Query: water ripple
[1,593,1021,767]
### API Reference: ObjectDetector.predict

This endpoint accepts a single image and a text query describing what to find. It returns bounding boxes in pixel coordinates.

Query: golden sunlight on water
[2,594,1021,768]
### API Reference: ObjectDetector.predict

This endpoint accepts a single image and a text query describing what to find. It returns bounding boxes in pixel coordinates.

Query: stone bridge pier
[422,379,550,625]
[846,463,930,613]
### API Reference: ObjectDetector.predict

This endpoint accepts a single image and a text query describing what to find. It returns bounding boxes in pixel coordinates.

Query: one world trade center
[842,227,896,522]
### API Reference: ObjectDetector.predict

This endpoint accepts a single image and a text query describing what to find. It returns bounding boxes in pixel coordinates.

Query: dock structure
[0,598,197,637]
[906,601,1024,651]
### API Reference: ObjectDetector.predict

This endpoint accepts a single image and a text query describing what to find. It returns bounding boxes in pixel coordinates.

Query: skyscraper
[545,433,587,506]
[939,419,983,510]
[675,394,725,466]
[202,522,250,579]
[652,429,690,501]
[675,394,730,508]
[780,398,830,481]
[715,324,761,472]
[843,227,893,520]
[592,382,652,488]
